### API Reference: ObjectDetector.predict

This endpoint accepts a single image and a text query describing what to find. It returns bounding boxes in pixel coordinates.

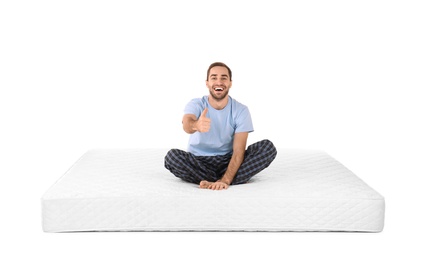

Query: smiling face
[206,66,232,102]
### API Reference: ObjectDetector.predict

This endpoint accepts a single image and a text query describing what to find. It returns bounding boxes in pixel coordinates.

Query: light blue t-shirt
[184,96,254,156]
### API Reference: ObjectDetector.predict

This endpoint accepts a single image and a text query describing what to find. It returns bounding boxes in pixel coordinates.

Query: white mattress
[41,149,385,232]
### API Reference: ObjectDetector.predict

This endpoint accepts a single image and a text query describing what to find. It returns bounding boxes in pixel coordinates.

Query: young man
[164,62,277,190]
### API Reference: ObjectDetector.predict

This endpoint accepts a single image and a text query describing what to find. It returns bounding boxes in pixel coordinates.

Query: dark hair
[206,62,232,81]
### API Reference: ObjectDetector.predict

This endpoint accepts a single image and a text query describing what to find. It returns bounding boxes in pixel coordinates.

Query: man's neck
[208,95,229,110]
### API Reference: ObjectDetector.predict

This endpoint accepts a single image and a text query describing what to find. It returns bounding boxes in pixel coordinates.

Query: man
[164,62,277,190]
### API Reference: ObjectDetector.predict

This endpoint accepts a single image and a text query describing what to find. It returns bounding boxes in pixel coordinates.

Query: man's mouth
[214,87,224,92]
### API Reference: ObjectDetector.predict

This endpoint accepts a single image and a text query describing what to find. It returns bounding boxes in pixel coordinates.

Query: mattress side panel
[41,196,385,232]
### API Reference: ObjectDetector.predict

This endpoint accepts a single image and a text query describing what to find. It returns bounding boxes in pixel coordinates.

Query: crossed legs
[164,139,277,187]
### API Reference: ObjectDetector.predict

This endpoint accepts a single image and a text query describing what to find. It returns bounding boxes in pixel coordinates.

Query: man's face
[206,66,232,101]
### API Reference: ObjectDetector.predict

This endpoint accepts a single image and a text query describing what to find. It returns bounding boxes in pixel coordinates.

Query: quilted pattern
[41,149,385,232]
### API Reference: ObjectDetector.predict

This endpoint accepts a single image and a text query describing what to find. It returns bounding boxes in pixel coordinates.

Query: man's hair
[206,62,232,81]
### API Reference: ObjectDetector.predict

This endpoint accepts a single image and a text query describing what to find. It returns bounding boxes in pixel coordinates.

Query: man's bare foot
[199,180,213,189]
[199,180,229,190]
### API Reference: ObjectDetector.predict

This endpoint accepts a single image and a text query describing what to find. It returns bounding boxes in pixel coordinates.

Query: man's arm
[182,108,210,134]
[208,132,248,190]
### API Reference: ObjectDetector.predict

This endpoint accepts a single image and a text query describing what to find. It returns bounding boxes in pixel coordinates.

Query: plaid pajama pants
[164,139,277,185]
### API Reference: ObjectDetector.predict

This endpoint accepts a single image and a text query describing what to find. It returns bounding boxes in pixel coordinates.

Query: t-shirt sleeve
[184,99,204,118]
[235,106,254,133]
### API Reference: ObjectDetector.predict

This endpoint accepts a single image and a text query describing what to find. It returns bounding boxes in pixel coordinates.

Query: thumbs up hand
[196,108,211,133]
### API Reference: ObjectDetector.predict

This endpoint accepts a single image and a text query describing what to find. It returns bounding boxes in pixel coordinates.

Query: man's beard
[209,88,229,102]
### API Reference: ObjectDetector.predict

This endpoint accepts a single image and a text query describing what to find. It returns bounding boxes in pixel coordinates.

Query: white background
[1,0,424,259]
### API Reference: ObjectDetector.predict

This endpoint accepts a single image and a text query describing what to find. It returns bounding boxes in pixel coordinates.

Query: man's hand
[208,181,229,190]
[196,108,211,133]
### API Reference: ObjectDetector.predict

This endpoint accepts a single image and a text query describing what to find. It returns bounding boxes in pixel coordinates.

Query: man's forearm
[183,118,197,134]
[220,152,244,185]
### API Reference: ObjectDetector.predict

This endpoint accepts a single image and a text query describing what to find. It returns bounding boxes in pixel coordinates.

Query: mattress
[41,148,385,232]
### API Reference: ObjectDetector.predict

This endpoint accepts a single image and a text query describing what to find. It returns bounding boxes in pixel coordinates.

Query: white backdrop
[1,0,424,259]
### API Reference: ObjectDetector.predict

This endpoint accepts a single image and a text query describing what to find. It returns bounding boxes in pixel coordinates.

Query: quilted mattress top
[42,148,383,201]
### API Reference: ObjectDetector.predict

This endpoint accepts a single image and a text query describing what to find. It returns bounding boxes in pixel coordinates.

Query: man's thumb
[200,108,208,118]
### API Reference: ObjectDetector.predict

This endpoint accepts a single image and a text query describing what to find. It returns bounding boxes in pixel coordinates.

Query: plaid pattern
[164,139,277,185]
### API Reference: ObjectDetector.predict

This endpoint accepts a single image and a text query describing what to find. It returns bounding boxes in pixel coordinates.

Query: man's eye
[211,77,217,80]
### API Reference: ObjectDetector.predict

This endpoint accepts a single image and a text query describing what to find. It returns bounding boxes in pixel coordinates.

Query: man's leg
[164,149,217,184]
[232,139,277,185]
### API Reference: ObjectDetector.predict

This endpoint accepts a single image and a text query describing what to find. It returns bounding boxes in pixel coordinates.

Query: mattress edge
[41,150,91,199]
